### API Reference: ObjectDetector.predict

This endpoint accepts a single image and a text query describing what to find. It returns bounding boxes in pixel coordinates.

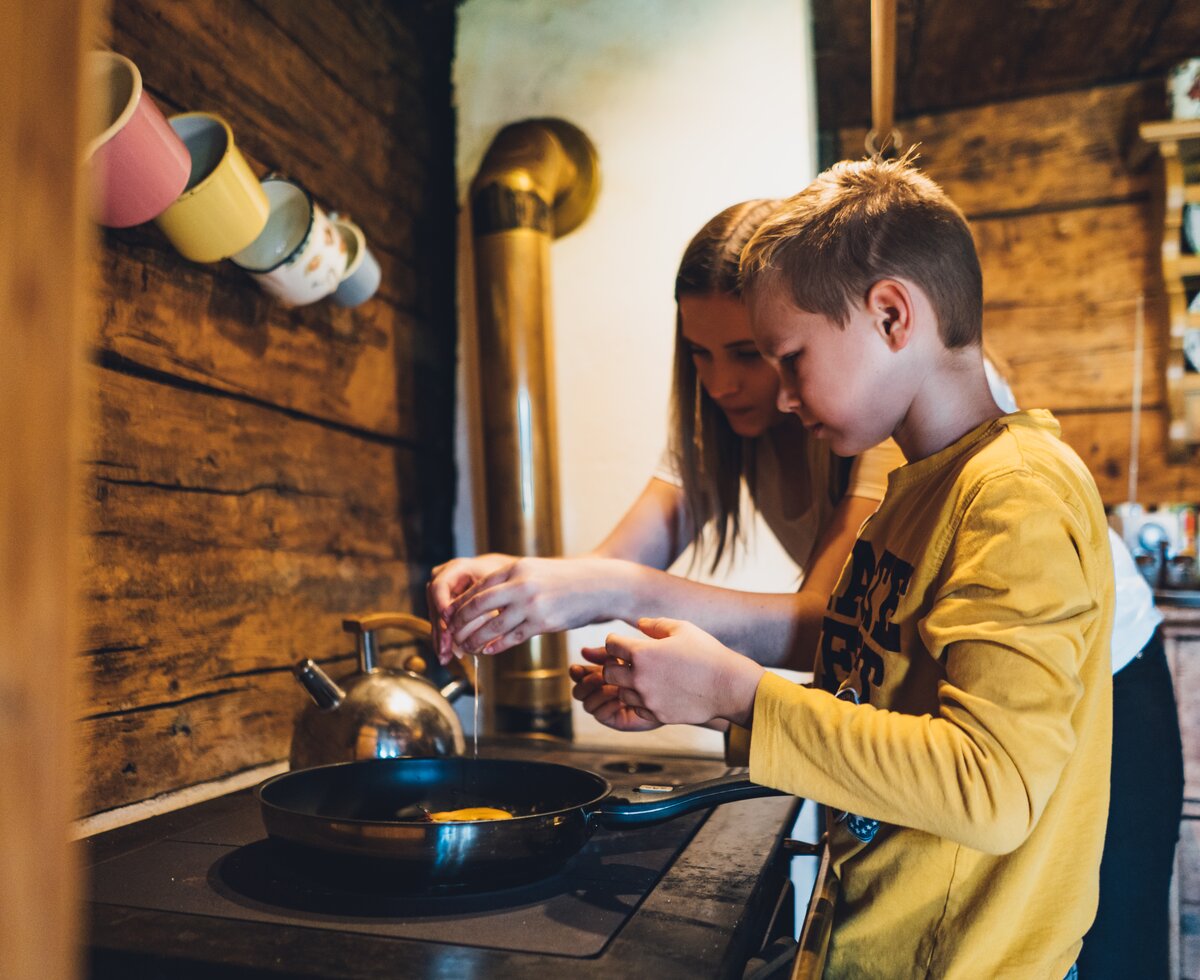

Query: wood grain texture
[838,81,1163,218]
[1183,816,1200,908]
[984,296,1165,413]
[81,0,458,815]
[974,202,1156,309]
[813,0,1191,129]
[96,225,419,438]
[1057,409,1200,505]
[1,0,96,973]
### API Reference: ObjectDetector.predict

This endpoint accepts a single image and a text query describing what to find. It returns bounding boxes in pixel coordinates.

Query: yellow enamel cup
[154,112,269,263]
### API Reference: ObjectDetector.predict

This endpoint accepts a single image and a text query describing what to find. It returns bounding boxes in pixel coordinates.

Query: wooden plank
[83,366,419,702]
[79,366,426,812]
[108,0,437,248]
[900,0,1167,118]
[1182,817,1200,908]
[1176,641,1200,810]
[97,230,419,438]
[1134,0,1200,78]
[96,1,459,438]
[80,676,299,817]
[82,537,412,709]
[0,0,96,973]
[1056,408,1200,506]
[90,367,418,557]
[838,80,1160,217]
[813,0,1186,130]
[974,202,1156,309]
[984,295,1167,413]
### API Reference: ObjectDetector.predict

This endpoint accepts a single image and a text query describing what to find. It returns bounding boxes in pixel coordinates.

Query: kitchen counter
[85,740,799,979]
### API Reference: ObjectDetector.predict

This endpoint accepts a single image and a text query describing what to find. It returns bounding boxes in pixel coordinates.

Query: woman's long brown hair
[668,201,854,573]
[668,200,780,573]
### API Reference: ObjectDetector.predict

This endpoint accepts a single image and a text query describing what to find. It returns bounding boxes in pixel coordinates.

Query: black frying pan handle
[589,771,785,828]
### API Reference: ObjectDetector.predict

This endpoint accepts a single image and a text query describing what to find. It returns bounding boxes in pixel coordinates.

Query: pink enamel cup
[84,51,191,228]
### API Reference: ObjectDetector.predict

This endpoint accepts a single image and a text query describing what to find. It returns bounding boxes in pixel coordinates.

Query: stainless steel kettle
[289,612,475,770]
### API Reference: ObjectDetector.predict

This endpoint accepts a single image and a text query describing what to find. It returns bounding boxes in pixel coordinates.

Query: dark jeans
[1078,629,1184,980]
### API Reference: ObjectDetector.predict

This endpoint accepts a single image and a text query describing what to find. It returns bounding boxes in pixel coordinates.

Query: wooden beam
[0,0,99,975]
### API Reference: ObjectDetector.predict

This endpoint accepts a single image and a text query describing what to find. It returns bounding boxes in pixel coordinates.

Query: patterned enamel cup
[331,216,381,308]
[154,112,270,263]
[231,177,348,306]
[1169,59,1200,120]
[84,52,191,228]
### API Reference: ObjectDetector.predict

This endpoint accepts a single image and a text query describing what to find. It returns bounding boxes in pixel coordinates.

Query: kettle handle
[342,612,476,692]
[343,612,433,641]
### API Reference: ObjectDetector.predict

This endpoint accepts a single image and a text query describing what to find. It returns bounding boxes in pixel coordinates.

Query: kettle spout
[294,659,346,711]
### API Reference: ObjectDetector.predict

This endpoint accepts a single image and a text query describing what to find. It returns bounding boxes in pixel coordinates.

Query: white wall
[453,0,818,751]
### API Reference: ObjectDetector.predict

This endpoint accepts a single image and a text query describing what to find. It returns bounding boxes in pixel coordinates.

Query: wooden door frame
[1,0,103,977]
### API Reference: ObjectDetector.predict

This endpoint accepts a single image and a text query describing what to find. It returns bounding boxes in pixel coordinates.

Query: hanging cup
[84,52,191,228]
[331,216,382,308]
[231,176,348,306]
[153,112,270,263]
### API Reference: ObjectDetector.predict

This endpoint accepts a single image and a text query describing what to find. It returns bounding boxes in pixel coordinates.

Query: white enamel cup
[231,176,347,306]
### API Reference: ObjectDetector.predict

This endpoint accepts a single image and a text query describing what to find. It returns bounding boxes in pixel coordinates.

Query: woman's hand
[427,553,517,664]
[601,618,765,728]
[570,650,662,732]
[439,557,634,658]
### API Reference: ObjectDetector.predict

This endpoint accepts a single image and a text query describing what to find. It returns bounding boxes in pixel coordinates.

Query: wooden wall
[837,79,1200,505]
[83,0,458,815]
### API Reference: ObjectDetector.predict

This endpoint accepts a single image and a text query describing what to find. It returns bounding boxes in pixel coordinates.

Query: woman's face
[679,292,788,438]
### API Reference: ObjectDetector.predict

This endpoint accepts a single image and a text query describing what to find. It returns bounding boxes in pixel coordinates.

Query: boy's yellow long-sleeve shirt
[749,410,1114,979]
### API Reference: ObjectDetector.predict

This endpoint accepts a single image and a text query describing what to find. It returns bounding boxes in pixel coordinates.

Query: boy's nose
[776,384,801,415]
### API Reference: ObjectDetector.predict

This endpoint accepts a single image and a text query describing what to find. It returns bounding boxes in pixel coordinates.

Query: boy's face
[747,282,904,457]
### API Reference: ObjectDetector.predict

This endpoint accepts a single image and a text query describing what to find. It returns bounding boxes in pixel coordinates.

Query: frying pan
[257,757,783,891]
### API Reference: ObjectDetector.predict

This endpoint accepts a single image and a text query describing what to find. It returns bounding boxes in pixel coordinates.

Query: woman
[429,199,904,681]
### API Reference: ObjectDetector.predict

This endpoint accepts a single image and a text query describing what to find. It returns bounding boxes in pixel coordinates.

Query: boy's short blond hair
[740,156,983,348]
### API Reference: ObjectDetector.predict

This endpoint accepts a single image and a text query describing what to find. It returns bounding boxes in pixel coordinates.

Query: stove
[85,739,798,979]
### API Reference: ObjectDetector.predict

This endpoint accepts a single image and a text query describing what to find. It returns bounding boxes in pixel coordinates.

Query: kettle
[289,612,475,770]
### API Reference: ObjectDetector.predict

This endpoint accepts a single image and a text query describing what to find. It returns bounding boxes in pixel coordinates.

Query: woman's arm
[428,477,689,662]
[443,491,880,670]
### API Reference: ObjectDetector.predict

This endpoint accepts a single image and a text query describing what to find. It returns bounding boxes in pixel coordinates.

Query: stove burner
[212,839,578,916]
[602,760,664,775]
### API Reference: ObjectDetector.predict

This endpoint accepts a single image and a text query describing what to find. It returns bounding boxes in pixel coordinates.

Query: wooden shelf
[1141,118,1200,144]
[1145,118,1200,460]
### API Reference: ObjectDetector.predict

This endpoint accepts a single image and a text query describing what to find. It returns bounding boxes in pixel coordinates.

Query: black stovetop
[85,739,797,979]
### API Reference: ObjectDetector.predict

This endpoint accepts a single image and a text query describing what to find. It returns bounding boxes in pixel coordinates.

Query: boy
[580,158,1114,978]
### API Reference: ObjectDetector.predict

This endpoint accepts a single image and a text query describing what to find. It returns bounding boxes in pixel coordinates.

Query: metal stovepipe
[469,118,599,739]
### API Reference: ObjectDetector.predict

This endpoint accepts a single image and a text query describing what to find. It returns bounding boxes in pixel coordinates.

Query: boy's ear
[866,279,914,351]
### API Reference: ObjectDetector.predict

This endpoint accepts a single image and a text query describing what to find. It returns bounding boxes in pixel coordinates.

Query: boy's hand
[570,650,662,732]
[601,618,764,728]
